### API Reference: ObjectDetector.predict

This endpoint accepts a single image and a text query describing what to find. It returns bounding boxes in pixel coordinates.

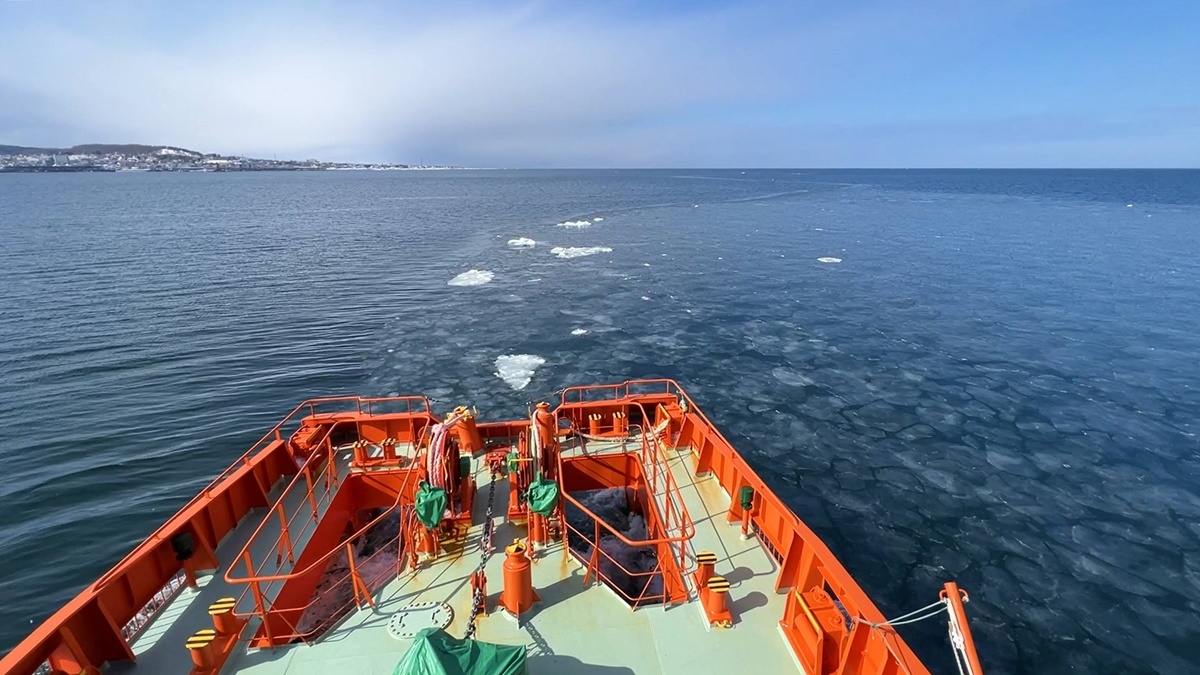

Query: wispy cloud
[0,1,1191,166]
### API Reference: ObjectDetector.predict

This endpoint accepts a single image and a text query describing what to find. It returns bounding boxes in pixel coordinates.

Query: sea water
[2,169,1199,673]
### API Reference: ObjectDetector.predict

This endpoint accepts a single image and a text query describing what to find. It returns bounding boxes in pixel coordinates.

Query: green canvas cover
[525,478,559,516]
[392,628,527,675]
[414,481,448,529]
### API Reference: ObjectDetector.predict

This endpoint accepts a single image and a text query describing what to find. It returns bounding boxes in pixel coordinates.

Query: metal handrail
[593,379,957,670]
[94,395,430,589]
[560,514,669,606]
[227,422,346,589]
[555,406,694,550]
[225,445,422,590]
[247,524,407,643]
[554,398,694,606]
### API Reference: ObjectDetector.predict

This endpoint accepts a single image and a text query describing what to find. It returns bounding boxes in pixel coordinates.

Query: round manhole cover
[386,602,454,639]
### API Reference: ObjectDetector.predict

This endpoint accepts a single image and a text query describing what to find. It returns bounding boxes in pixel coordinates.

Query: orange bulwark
[0,383,985,675]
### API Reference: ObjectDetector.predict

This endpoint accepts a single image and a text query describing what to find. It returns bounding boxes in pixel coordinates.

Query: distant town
[0,143,455,172]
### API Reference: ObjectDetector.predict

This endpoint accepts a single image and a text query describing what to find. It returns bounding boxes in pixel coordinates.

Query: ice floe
[507,237,536,248]
[551,246,612,259]
[557,220,591,228]
[817,257,842,264]
[571,328,589,336]
[494,354,545,390]
[448,269,495,286]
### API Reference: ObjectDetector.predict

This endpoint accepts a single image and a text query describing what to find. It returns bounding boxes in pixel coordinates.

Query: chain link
[464,476,497,640]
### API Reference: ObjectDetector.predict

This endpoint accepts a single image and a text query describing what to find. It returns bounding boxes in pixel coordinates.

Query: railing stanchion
[277,503,294,564]
[304,465,318,520]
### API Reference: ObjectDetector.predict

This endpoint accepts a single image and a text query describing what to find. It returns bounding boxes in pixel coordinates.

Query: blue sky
[0,0,1196,167]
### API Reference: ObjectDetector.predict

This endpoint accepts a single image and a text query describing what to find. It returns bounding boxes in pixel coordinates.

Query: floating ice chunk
[643,263,651,267]
[448,269,495,286]
[814,228,824,231]
[817,257,842,264]
[557,220,591,228]
[494,354,545,390]
[550,246,612,259]
[772,367,815,387]
[1126,204,1133,207]
[571,328,589,336]
[593,217,604,221]
[508,237,536,248]
[641,296,651,301]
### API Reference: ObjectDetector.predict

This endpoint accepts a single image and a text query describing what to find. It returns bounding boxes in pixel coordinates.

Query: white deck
[121,443,799,675]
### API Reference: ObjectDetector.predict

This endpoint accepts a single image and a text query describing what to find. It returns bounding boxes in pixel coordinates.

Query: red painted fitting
[500,540,540,617]
[186,629,217,669]
[693,550,717,592]
[702,576,733,627]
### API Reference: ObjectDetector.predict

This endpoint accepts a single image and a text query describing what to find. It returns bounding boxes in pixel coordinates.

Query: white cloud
[0,1,1112,166]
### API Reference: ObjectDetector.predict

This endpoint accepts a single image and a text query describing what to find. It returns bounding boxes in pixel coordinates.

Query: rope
[945,598,974,675]
[850,600,947,630]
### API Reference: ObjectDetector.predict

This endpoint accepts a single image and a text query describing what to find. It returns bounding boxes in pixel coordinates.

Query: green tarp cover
[525,478,559,517]
[415,481,448,529]
[392,628,527,675]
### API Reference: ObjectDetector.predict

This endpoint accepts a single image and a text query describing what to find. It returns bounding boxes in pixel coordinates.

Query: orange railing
[0,395,431,675]
[223,444,425,647]
[556,399,695,607]
[239,509,415,644]
[557,379,978,674]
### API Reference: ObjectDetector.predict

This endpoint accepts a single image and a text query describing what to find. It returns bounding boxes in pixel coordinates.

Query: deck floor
[125,443,800,675]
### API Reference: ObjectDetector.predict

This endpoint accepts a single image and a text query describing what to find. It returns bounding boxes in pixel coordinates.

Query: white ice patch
[551,246,612,259]
[593,217,604,221]
[772,367,815,387]
[448,269,495,286]
[571,328,589,336]
[817,257,842,264]
[557,220,591,228]
[508,237,536,248]
[641,296,651,301]
[494,354,545,390]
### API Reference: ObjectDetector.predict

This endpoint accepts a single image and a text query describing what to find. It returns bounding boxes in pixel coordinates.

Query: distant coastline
[0,143,456,173]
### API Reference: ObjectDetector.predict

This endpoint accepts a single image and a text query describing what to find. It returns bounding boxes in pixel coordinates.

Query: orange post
[453,406,483,454]
[186,629,217,670]
[534,403,557,449]
[208,597,239,635]
[612,411,627,435]
[417,524,439,557]
[499,540,540,617]
[693,550,717,592]
[528,513,546,550]
[701,576,733,628]
[589,413,602,436]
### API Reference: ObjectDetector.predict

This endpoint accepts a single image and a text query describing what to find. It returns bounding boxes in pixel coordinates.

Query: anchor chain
[464,474,497,640]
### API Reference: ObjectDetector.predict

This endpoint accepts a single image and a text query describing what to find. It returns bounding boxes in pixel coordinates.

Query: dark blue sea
[2,169,1198,674]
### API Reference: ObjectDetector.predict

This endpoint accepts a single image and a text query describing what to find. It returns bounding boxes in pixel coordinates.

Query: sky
[0,0,1197,167]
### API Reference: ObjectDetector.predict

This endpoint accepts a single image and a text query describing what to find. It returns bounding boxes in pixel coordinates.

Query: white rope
[850,600,947,629]
[945,598,975,675]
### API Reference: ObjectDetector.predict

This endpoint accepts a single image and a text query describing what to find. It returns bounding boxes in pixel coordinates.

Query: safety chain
[464,476,497,640]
